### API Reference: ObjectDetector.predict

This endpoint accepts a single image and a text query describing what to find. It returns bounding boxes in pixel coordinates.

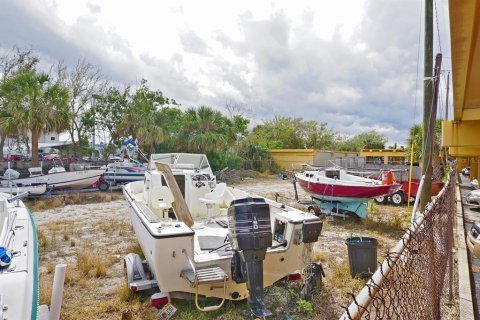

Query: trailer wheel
[98,181,110,192]
[391,191,405,206]
[374,196,388,205]
[307,205,321,216]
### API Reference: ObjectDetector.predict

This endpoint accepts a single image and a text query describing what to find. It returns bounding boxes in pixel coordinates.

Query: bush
[207,152,244,172]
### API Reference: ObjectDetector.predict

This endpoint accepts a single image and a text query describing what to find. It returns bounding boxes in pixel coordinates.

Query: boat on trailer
[103,160,146,185]
[295,168,402,218]
[0,192,38,320]
[2,165,105,191]
[123,153,323,316]
[0,182,47,195]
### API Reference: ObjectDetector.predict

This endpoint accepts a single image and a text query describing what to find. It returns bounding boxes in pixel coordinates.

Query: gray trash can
[345,237,377,278]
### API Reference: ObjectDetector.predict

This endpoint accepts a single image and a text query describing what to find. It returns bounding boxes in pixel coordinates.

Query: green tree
[179,106,231,153]
[247,116,337,150]
[83,86,130,158]
[0,48,39,158]
[336,130,388,151]
[118,80,167,154]
[0,70,70,165]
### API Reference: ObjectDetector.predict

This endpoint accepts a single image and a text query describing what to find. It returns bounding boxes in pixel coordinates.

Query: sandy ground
[31,177,459,319]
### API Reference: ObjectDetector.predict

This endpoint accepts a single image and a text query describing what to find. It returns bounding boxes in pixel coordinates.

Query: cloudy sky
[0,0,451,145]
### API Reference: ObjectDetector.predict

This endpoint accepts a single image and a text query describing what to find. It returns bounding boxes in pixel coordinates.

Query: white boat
[0,183,47,195]
[3,166,105,190]
[0,192,38,320]
[103,160,146,184]
[123,153,323,316]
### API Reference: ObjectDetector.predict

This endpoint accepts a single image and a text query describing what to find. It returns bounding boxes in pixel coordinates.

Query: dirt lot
[31,177,458,319]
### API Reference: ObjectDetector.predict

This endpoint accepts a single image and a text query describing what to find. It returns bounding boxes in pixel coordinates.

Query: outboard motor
[228,197,272,318]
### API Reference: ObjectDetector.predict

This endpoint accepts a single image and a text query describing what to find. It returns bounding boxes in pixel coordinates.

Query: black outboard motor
[228,197,272,318]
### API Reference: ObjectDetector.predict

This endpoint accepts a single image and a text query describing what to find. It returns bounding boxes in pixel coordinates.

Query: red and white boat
[295,168,402,203]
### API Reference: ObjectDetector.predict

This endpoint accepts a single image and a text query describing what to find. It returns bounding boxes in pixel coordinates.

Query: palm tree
[0,70,70,165]
[180,106,229,153]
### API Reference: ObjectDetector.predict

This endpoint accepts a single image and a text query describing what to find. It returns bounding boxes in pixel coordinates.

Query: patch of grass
[28,191,123,212]
[28,197,64,211]
[123,242,145,260]
[47,263,56,274]
[39,275,52,305]
[326,258,366,295]
[76,249,113,278]
[37,228,50,249]
[117,281,135,302]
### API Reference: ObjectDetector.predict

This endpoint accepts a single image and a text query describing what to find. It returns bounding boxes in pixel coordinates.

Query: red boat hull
[297,176,402,202]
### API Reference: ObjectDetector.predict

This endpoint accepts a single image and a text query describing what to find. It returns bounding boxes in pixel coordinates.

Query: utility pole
[420,53,442,209]
[420,0,434,210]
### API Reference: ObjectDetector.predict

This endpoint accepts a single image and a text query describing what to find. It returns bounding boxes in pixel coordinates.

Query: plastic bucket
[345,237,378,278]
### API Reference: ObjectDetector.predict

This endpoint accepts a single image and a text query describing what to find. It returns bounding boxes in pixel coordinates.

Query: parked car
[3,154,22,161]
[467,222,480,259]
[61,156,79,162]
[462,167,471,176]
[466,190,480,205]
[43,154,61,161]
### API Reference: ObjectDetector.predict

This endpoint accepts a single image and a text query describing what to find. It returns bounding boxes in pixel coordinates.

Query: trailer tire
[98,181,110,192]
[374,196,388,205]
[391,191,405,206]
[307,205,321,216]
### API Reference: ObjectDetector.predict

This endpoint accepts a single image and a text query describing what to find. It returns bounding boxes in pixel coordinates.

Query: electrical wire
[412,0,424,123]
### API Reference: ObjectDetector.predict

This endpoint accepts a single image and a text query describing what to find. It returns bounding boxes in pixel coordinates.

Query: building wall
[269,149,366,170]
[360,149,407,164]
[268,149,316,170]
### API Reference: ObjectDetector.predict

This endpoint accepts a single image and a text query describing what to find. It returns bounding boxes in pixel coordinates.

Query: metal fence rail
[340,168,456,320]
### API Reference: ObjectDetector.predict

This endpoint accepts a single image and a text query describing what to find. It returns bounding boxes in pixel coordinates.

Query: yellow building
[359,149,407,165]
[269,149,363,170]
[441,0,480,177]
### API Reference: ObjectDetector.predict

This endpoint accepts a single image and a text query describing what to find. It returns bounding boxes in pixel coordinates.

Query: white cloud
[0,0,452,145]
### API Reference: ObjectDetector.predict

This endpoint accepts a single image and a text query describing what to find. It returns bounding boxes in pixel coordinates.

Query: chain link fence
[340,166,457,320]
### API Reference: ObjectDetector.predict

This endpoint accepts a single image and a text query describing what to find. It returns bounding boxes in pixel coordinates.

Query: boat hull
[0,193,38,320]
[0,184,47,195]
[9,169,105,190]
[123,185,313,301]
[297,176,402,202]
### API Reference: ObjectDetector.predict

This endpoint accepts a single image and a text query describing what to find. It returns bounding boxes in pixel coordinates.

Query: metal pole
[407,144,415,211]
[411,175,426,224]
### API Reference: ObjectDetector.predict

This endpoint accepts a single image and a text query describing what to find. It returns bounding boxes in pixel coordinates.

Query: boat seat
[201,183,237,207]
[149,185,174,211]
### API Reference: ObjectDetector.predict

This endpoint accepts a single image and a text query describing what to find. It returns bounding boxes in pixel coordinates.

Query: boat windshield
[150,153,212,174]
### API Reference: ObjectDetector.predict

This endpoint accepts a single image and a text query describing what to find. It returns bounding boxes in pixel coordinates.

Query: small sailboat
[295,168,402,218]
[296,168,402,202]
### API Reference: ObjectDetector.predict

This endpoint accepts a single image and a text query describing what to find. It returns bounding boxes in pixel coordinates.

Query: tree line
[0,48,393,170]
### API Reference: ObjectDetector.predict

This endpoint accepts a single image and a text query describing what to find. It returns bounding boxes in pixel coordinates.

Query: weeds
[296,298,314,316]
[39,275,52,305]
[37,228,50,249]
[76,249,111,278]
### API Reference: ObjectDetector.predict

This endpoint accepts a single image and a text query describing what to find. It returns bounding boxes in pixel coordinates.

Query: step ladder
[180,249,228,312]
